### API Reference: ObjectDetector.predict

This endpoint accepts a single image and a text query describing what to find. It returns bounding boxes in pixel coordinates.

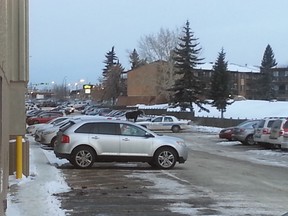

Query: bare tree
[138,27,179,62]
[138,27,180,103]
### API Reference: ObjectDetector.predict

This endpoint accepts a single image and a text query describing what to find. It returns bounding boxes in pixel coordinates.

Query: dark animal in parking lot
[125,110,144,122]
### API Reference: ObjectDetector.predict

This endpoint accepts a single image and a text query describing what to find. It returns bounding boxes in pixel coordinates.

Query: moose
[125,110,144,122]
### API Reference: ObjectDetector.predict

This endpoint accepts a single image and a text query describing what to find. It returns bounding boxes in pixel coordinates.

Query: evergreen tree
[102,62,125,105]
[261,44,277,70]
[170,20,208,113]
[102,46,118,77]
[210,48,232,118]
[129,49,142,70]
[259,44,277,99]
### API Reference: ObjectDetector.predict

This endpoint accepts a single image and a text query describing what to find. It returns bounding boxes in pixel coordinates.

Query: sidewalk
[6,138,70,216]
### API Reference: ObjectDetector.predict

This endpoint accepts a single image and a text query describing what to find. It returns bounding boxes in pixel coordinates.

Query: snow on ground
[7,99,288,215]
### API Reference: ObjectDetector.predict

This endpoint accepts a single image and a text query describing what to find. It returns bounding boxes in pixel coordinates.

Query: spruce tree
[102,62,125,105]
[102,46,118,77]
[259,44,277,100]
[129,49,142,70]
[171,20,207,113]
[210,48,232,118]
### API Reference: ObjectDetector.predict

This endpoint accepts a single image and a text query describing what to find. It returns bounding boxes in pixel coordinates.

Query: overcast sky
[29,0,288,88]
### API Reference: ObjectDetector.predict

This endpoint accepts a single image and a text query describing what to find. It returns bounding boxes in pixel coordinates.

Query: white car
[136,115,191,133]
[37,115,106,147]
[26,116,69,135]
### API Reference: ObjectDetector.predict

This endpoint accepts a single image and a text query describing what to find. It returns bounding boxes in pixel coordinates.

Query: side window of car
[153,117,162,122]
[164,117,173,122]
[92,123,119,135]
[120,124,146,137]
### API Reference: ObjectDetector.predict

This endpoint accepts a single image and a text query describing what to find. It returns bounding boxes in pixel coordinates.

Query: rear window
[283,121,288,129]
[256,120,265,128]
[267,120,276,128]
[59,121,75,132]
[271,120,283,129]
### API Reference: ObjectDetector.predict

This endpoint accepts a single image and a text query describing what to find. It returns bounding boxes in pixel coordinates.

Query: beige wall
[0,0,29,214]
[127,63,160,97]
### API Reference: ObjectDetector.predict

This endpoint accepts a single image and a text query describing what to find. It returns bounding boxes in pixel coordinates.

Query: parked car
[26,116,69,135]
[26,109,44,119]
[219,126,236,141]
[268,118,288,149]
[136,115,191,133]
[253,117,285,146]
[231,120,260,145]
[26,111,65,125]
[36,115,104,147]
[54,119,188,169]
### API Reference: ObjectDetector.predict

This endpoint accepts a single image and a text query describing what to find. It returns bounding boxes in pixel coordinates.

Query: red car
[219,127,235,141]
[26,111,64,125]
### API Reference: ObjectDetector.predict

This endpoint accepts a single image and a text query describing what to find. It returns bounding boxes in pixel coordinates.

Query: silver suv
[232,120,260,145]
[54,119,188,169]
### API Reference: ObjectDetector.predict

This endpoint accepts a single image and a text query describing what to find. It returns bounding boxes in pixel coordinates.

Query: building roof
[196,62,260,73]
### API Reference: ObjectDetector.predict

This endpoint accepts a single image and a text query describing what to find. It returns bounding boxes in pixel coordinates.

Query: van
[268,119,288,149]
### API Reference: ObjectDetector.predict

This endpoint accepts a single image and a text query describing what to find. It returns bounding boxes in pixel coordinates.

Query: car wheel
[154,147,177,169]
[71,146,95,169]
[245,134,255,145]
[171,125,180,133]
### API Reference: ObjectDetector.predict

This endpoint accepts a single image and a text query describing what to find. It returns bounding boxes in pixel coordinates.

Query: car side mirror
[145,132,154,138]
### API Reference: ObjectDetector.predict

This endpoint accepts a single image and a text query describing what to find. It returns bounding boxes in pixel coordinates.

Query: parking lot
[36,128,288,216]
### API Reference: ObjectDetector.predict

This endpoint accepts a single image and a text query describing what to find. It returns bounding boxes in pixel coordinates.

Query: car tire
[153,147,177,169]
[71,146,96,169]
[245,134,255,145]
[171,125,180,133]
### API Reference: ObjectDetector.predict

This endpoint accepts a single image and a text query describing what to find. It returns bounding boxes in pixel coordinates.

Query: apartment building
[119,61,261,106]
[0,0,29,213]
[270,67,288,100]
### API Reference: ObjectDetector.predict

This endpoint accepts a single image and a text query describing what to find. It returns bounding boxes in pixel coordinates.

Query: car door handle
[122,138,130,141]
[91,136,99,139]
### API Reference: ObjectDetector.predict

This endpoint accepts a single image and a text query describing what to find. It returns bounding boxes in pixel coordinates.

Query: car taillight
[279,130,284,136]
[61,134,70,143]
[262,128,270,134]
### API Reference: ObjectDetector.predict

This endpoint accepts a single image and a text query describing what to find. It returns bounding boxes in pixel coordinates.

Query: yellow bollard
[16,136,23,179]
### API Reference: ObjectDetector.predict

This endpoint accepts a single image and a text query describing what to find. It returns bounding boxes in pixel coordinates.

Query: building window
[273,71,279,77]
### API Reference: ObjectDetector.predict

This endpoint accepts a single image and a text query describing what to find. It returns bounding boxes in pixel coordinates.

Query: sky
[6,99,288,215]
[29,0,288,88]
